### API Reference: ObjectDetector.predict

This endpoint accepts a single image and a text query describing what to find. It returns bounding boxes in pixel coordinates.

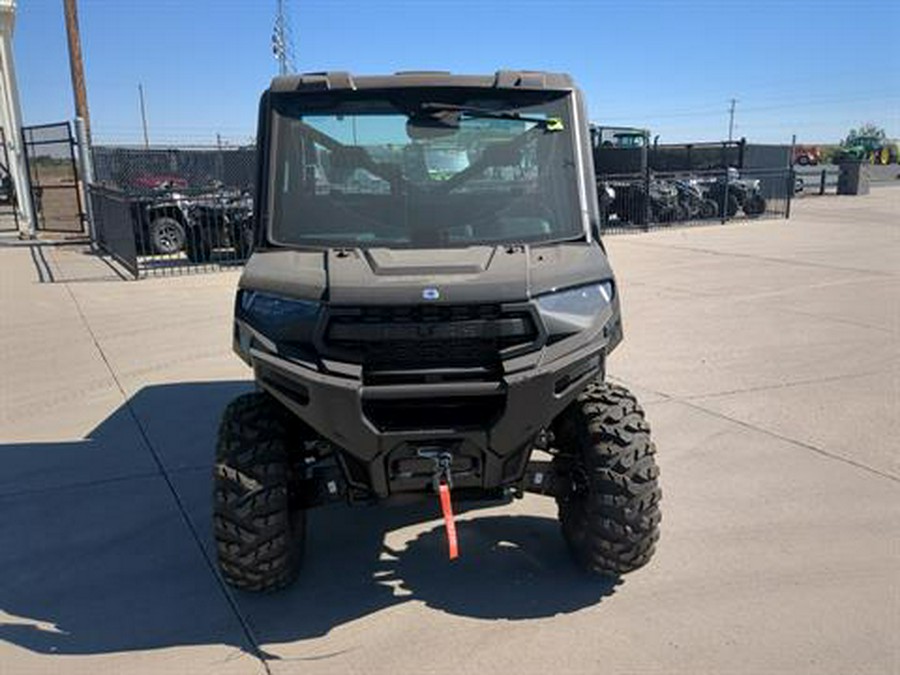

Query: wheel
[718,192,739,218]
[552,382,662,576]
[654,206,679,223]
[213,392,309,592]
[699,198,718,219]
[743,194,767,217]
[184,227,214,263]
[797,155,809,166]
[148,216,185,255]
[231,220,255,260]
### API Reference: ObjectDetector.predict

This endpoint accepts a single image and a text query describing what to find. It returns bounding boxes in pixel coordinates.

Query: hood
[239,243,614,305]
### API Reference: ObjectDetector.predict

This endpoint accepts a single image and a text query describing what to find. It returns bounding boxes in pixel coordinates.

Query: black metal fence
[86,145,256,277]
[591,129,792,234]
[90,185,139,276]
[85,136,794,276]
[793,166,840,196]
[598,167,793,235]
[89,183,253,278]
[22,122,85,233]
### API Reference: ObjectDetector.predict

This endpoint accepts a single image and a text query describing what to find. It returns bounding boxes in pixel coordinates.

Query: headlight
[536,281,614,339]
[237,290,320,343]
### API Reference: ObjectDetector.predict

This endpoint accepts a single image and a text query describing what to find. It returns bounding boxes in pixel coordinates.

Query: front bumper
[243,330,609,498]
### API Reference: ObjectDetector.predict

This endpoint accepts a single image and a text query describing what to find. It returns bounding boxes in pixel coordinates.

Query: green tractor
[833,135,898,165]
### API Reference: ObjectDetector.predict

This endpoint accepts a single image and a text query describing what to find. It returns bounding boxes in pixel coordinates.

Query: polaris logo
[422,287,440,301]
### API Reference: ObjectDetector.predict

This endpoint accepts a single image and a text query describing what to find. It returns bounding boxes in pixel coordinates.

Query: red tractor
[793,145,822,166]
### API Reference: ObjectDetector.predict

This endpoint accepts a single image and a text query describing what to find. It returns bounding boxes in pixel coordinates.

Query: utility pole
[727,98,737,142]
[138,83,149,148]
[63,0,91,140]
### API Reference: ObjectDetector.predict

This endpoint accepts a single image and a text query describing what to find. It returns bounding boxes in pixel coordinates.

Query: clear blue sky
[14,0,900,146]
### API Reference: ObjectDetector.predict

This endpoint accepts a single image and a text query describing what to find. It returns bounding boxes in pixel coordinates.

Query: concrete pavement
[1,189,898,674]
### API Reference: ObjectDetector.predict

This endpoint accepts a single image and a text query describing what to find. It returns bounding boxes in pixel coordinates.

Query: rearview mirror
[480,142,521,167]
[406,110,460,140]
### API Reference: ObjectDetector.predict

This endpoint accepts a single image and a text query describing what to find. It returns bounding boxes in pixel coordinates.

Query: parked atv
[610,179,680,225]
[141,186,192,256]
[183,190,254,262]
[138,184,253,261]
[213,70,662,592]
[672,179,718,220]
[704,169,767,218]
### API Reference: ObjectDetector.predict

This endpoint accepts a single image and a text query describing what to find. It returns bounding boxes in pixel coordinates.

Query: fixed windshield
[268,90,584,248]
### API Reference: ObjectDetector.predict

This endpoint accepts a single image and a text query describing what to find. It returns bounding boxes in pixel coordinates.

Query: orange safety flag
[438,482,459,560]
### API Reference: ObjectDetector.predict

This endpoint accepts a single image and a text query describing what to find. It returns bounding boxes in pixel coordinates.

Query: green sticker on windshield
[546,118,565,132]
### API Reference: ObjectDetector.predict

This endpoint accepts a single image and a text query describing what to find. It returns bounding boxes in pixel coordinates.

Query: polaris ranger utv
[214,70,661,591]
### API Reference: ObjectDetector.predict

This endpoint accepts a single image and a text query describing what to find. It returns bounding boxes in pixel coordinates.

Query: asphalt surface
[1,188,898,674]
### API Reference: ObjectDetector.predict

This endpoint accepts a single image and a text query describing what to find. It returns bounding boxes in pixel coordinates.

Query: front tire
[552,382,661,576]
[213,392,308,592]
[185,227,214,263]
[718,192,739,218]
[148,216,186,255]
[699,198,718,219]
[743,194,767,217]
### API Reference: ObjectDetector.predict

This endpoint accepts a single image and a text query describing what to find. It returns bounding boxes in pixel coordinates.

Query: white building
[0,0,34,236]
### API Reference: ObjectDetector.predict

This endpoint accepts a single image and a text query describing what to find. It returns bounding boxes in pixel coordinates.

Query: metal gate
[22,122,85,233]
[0,127,18,231]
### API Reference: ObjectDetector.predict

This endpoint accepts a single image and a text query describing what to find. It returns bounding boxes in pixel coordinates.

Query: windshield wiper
[418,103,564,130]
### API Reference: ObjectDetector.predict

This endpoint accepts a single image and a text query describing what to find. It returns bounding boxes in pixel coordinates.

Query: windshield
[268,90,584,248]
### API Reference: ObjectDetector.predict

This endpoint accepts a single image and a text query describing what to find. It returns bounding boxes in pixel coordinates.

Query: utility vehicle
[214,71,662,591]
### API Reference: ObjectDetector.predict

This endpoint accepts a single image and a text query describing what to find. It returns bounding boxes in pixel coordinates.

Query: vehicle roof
[268,70,574,93]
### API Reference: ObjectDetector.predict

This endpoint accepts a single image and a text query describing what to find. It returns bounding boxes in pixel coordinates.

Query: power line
[597,92,900,126]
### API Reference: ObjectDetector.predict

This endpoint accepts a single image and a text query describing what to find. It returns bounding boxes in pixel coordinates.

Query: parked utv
[214,71,662,592]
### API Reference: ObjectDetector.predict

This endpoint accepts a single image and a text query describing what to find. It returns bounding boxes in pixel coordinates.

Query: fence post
[785,134,796,219]
[721,143,729,224]
[74,116,96,250]
[641,133,650,230]
[819,169,826,196]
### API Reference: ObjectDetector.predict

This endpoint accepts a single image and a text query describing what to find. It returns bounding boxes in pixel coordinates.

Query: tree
[842,123,887,146]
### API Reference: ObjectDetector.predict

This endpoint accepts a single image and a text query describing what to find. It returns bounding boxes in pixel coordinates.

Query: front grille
[324,304,537,381]
[363,394,505,432]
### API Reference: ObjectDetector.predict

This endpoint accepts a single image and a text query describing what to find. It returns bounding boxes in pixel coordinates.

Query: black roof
[269,70,574,93]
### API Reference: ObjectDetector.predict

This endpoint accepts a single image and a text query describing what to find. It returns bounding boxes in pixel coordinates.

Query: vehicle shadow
[0,381,617,659]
